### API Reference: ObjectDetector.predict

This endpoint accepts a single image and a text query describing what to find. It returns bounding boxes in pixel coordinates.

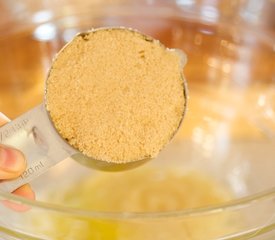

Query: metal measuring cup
[0,27,187,193]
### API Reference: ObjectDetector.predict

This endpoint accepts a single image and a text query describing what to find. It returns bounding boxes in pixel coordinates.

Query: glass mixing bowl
[0,0,274,239]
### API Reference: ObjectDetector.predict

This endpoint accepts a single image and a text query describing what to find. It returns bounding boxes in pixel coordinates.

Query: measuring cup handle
[0,104,75,192]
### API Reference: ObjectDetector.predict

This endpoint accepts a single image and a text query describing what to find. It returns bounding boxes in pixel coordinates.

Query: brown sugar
[46,27,187,163]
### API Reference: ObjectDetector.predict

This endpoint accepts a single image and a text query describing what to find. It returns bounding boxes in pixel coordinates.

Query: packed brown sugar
[46,28,186,163]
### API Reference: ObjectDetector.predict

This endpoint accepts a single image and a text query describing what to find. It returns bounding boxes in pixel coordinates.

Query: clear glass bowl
[0,1,274,239]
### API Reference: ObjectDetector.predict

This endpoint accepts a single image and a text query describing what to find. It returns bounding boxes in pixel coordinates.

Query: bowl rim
[0,187,274,219]
[0,3,274,221]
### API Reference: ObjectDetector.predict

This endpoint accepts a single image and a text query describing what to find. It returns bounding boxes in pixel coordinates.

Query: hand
[0,112,35,211]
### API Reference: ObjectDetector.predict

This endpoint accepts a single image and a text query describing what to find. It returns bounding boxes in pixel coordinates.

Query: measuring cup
[0,28,187,193]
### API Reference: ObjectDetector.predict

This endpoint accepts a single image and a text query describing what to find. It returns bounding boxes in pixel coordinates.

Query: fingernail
[0,147,25,172]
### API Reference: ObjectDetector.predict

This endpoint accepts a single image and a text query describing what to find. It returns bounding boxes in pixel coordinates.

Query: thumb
[0,112,26,179]
[0,145,26,179]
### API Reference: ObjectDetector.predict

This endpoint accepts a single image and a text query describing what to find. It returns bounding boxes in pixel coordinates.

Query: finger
[0,112,27,179]
[0,112,36,211]
[2,184,35,212]
[0,146,27,179]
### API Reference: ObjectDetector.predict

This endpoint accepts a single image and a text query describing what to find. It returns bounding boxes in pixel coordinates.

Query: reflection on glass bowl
[0,2,274,239]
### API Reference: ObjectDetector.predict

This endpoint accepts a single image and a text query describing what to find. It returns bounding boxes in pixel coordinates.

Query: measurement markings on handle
[0,118,29,141]
[20,161,45,180]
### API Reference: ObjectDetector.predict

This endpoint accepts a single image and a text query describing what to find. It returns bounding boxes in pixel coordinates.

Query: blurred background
[0,1,274,239]
[0,0,274,118]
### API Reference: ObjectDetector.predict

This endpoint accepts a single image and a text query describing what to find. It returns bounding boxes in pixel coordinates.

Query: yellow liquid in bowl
[55,169,231,212]
[34,168,238,240]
